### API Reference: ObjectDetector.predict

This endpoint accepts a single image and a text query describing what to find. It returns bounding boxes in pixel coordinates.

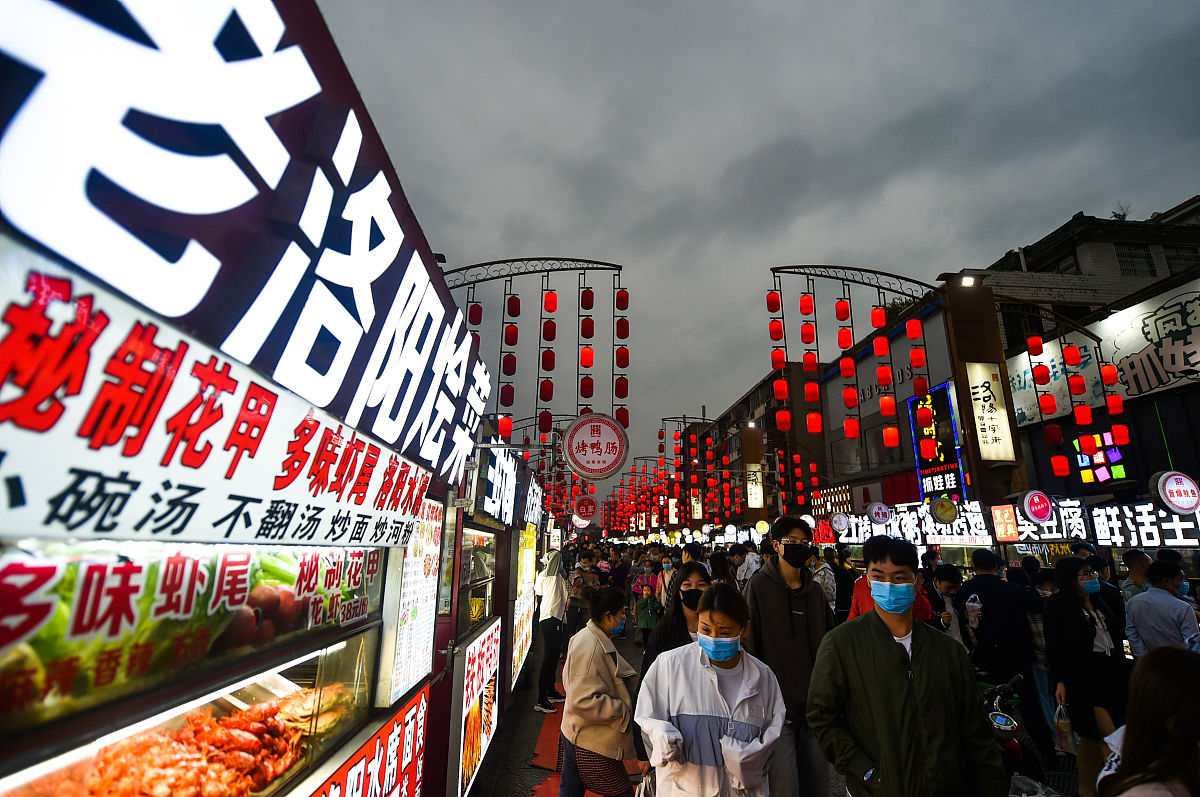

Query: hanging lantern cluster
[498,277,518,408]
[613,275,631,428]
[765,281,793,434]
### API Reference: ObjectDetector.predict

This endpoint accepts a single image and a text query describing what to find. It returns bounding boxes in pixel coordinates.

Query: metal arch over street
[442,257,624,288]
[770,264,940,301]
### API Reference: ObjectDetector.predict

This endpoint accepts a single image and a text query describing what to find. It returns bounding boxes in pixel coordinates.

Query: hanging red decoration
[777,409,792,431]
[769,319,784,341]
[877,365,893,386]
[504,324,519,346]
[501,353,517,376]
[842,387,858,408]
[880,395,896,416]
[1080,435,1098,456]
[580,346,594,368]
[1045,424,1064,445]
[873,337,888,357]
[470,331,480,349]
[910,347,926,368]
[803,352,818,372]
[906,319,922,340]
[844,418,859,438]
[1100,364,1119,385]
[507,296,521,317]
[882,426,900,447]
[616,318,630,339]
[581,318,595,339]
[806,412,822,434]
[1051,455,1070,477]
[913,377,929,397]
[801,323,816,344]
[616,347,630,368]
[1112,424,1130,445]
[772,349,787,370]
[1063,345,1081,366]
[799,294,815,315]
[837,328,853,349]
[1027,337,1043,356]
[616,407,630,428]
[774,379,789,401]
[542,349,555,371]
[1074,404,1092,425]
[498,416,513,439]
[544,291,558,313]
[540,379,554,402]
[580,288,594,310]
[835,299,850,321]
[1032,365,1050,385]
[1068,375,1086,395]
[919,438,937,460]
[840,358,855,378]
[766,291,782,312]
[870,307,887,328]
[580,377,594,398]
[658,429,665,440]
[616,289,630,311]
[538,411,552,433]
[615,376,629,399]
[542,320,556,341]
[916,407,933,427]
[804,382,819,403]
[468,303,483,326]
[500,385,515,406]
[1038,394,1057,415]
[1106,394,1123,414]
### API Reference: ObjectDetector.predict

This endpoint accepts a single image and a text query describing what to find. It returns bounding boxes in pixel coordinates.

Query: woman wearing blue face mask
[1044,557,1130,796]
[636,583,785,797]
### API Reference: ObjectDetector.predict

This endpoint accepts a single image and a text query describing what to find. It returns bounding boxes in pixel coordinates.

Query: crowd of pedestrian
[534,520,1200,797]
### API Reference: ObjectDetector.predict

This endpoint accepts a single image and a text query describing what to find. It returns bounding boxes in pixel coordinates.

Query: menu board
[388,499,444,704]
[456,618,501,797]
[510,524,538,686]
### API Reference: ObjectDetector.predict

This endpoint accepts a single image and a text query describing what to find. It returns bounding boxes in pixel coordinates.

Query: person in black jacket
[923,563,970,648]
[1044,557,1129,797]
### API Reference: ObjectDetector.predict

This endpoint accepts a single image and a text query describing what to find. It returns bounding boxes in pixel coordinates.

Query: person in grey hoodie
[742,516,834,797]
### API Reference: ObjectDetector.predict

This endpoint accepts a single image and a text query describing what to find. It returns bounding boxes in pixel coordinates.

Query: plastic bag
[1009,774,1062,796]
[1053,704,1077,755]
[635,771,656,797]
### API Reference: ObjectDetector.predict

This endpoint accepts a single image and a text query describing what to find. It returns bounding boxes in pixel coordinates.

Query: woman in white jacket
[635,583,785,797]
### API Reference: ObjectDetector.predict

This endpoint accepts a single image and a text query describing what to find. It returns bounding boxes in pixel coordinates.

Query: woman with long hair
[633,562,712,775]
[534,550,569,713]
[1097,646,1200,796]
[1044,557,1129,797]
[707,551,739,588]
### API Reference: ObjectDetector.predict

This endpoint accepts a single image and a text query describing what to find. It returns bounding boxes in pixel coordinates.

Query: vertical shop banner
[965,363,1015,461]
[310,685,429,797]
[907,383,967,500]
[458,618,502,797]
[387,499,444,704]
[480,442,517,525]
[511,523,538,686]
[0,0,491,487]
[745,464,764,509]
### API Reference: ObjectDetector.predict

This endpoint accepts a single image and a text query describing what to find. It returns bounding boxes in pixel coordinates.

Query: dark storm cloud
[315,0,1200,503]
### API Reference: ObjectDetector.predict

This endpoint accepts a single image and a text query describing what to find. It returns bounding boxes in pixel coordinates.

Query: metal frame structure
[443,257,623,288]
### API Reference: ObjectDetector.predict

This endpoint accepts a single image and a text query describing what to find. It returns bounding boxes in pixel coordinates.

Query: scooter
[979,674,1046,783]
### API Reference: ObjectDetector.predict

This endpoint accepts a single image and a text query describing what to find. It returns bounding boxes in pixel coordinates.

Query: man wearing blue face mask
[1125,561,1200,656]
[807,535,1007,797]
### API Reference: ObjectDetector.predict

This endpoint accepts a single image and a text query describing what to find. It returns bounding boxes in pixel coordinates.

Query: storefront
[0,2,492,796]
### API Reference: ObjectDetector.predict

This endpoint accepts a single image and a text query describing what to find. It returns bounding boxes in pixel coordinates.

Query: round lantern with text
[1152,471,1200,515]
[867,502,890,525]
[1020,491,1054,525]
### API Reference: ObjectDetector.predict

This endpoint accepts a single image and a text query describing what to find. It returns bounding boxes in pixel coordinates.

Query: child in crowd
[636,583,665,648]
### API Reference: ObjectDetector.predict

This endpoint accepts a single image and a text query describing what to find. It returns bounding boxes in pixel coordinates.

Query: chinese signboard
[965,362,1015,461]
[455,618,502,797]
[836,501,992,547]
[1153,471,1200,515]
[481,441,517,526]
[907,382,967,500]
[0,1,491,487]
[992,504,1019,542]
[575,496,598,521]
[1,539,383,731]
[0,251,436,548]
[1092,501,1200,549]
[310,685,428,797]
[1008,278,1200,426]
[561,414,628,481]
[746,464,764,509]
[1020,491,1055,525]
[386,499,444,704]
[511,524,538,687]
[1073,431,1129,485]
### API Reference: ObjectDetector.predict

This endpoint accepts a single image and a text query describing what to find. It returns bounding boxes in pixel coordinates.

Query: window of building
[1165,245,1200,275]
[1115,243,1156,277]
[1049,253,1081,275]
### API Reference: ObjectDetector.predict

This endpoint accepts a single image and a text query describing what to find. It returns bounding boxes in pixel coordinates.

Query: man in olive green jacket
[806,535,1007,797]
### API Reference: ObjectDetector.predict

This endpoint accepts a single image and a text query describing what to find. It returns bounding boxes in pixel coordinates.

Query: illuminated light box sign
[480,441,517,525]
[0,0,491,487]
[385,499,444,705]
[1073,431,1127,484]
[1091,502,1200,548]
[965,363,1015,462]
[835,501,991,547]
[906,382,967,501]
[511,523,538,687]
[455,617,502,797]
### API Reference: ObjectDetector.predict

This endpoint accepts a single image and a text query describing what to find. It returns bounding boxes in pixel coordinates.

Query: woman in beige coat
[559,586,638,797]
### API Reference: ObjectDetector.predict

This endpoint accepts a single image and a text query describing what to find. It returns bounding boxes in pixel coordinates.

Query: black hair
[1122,549,1151,568]
[745,541,758,552]
[682,542,704,561]
[1021,555,1041,574]
[932,563,963,584]
[1085,554,1111,575]
[729,543,748,557]
[921,550,939,567]
[1158,549,1184,565]
[971,548,997,571]
[862,535,918,573]
[1034,568,1056,588]
[588,586,627,624]
[697,582,750,628]
[707,551,739,587]
[648,562,712,648]
[1053,557,1089,595]
[579,549,595,563]
[1006,567,1031,587]
[770,516,812,541]
[1070,540,1097,556]
[1147,560,1184,587]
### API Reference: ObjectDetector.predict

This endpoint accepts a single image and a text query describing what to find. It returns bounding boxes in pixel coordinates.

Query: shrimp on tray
[175,707,301,792]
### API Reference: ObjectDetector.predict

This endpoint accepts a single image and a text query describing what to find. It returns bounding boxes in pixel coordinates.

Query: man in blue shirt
[1125,561,1200,657]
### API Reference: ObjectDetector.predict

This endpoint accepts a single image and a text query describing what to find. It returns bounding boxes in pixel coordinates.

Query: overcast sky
[316,1,1200,510]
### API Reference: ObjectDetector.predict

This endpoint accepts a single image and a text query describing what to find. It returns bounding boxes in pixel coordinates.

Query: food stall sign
[306,684,429,797]
[907,382,968,501]
[524,475,544,529]
[480,441,517,525]
[667,498,679,525]
[1091,501,1200,548]
[1020,491,1055,525]
[930,498,958,526]
[548,523,561,550]
[746,464,764,509]
[830,513,850,533]
[0,0,491,488]
[867,503,891,525]
[454,617,502,797]
[575,496,598,521]
[511,524,538,687]
[561,413,628,481]
[837,500,992,547]
[381,498,444,705]
[1152,471,1200,515]
[992,504,1019,542]
[690,495,703,520]
[965,363,1016,462]
[571,514,589,529]
[1011,498,1087,543]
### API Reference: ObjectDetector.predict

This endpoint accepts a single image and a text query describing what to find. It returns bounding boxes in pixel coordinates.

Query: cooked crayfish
[175,708,301,792]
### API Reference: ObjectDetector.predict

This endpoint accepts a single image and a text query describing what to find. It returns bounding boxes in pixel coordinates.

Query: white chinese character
[402,701,418,770]
[1133,503,1162,548]
[1161,513,1200,547]
[346,757,366,797]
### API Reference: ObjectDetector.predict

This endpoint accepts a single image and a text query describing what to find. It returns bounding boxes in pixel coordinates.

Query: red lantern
[806,412,822,434]
[1080,435,1098,456]
[540,379,554,402]
[658,429,665,439]
[542,320,557,341]
[541,349,555,371]
[500,385,515,406]
[840,357,855,378]
[616,318,630,339]
[1074,404,1092,425]
[844,418,859,438]
[504,324,519,346]
[1045,424,1064,445]
[771,348,786,370]
[837,328,853,349]
[1051,455,1070,477]
[916,407,933,427]
[468,303,483,326]
[1106,394,1123,414]
[615,376,629,399]
[581,317,595,339]
[1063,345,1081,366]
[835,299,850,321]
[544,291,558,313]
[507,295,521,317]
[906,319,922,340]
[769,319,784,340]
[498,416,513,439]
[877,365,893,386]
[766,291,782,312]
[1112,424,1130,445]
[871,307,887,328]
[919,438,937,460]
[580,346,594,368]
[1038,394,1057,415]
[674,431,681,441]
[1027,337,1043,356]
[803,352,818,372]
[873,337,888,357]
[842,387,858,408]
[615,346,630,368]
[616,289,630,311]
[1032,365,1050,385]
[776,409,792,431]
[580,377,594,398]
[804,382,819,403]
[1100,364,1118,385]
[1068,375,1085,395]
[538,410,552,433]
[913,377,929,397]
[801,323,816,344]
[774,379,789,401]
[882,426,900,448]
[501,353,517,376]
[580,288,594,310]
[616,407,630,428]
[910,347,926,368]
[799,294,815,315]
[470,331,480,349]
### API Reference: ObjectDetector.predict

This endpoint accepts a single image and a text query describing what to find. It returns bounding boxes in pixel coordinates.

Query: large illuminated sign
[907,382,967,500]
[481,442,517,526]
[745,463,764,509]
[965,363,1016,462]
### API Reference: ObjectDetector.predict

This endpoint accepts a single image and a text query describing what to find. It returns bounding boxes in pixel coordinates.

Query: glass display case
[457,529,496,637]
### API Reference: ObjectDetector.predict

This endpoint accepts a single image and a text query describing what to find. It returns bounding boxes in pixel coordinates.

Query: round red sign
[561,413,629,481]
[1154,471,1200,515]
[575,496,599,521]
[867,502,890,525]
[1020,490,1054,525]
